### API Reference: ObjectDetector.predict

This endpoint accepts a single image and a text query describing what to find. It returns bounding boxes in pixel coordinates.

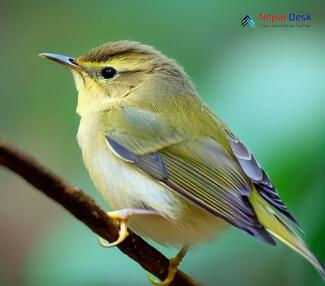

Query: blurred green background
[1,0,324,285]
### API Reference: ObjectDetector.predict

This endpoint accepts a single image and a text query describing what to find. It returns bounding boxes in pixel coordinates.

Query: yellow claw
[98,211,130,248]
[98,209,160,248]
[99,220,129,248]
[147,246,189,286]
[147,259,179,286]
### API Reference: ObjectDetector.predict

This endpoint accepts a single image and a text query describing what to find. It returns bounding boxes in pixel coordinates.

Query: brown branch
[0,140,199,286]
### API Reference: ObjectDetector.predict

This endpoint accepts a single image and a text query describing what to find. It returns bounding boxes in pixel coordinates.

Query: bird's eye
[101,67,117,79]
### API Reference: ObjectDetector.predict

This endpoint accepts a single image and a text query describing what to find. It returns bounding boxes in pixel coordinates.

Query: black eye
[101,67,117,79]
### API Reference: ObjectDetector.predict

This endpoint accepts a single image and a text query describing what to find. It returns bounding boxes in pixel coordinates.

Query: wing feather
[224,129,300,229]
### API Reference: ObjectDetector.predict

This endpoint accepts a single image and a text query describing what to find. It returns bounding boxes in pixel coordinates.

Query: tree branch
[0,140,199,286]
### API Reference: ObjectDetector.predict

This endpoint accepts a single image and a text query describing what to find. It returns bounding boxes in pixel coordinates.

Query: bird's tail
[249,189,325,281]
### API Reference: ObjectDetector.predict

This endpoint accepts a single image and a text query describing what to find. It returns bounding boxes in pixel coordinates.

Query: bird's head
[40,41,190,117]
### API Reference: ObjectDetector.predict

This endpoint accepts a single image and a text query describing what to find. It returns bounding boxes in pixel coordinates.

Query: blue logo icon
[241,15,256,28]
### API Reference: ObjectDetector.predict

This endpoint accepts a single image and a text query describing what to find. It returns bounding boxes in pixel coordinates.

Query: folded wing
[106,107,275,244]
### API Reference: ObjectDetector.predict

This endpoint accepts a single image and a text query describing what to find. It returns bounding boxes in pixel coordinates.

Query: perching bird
[40,41,325,285]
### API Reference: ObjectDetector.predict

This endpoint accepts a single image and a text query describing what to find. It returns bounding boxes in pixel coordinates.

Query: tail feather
[250,189,325,281]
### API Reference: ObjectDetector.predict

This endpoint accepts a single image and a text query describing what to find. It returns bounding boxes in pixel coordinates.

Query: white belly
[77,119,226,245]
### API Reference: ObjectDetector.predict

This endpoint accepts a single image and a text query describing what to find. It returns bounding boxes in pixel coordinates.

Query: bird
[40,40,325,285]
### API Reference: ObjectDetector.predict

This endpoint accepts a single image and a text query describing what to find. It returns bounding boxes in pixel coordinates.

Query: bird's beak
[39,53,82,71]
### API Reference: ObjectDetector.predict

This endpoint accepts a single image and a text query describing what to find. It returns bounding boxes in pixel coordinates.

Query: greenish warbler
[40,41,325,284]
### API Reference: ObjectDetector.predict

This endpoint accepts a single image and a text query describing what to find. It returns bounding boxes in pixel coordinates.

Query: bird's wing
[106,106,275,244]
[223,128,300,229]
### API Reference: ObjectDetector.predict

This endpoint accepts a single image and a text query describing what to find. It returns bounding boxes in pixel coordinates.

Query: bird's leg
[99,208,160,248]
[148,245,190,286]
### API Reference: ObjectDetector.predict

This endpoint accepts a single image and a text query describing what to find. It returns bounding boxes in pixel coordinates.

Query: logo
[241,13,312,29]
[241,15,256,28]
[259,13,311,22]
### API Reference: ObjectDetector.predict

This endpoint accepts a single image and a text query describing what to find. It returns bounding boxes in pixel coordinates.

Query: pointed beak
[39,53,82,71]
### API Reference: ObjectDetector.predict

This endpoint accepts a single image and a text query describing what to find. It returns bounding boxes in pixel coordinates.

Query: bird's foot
[148,245,189,286]
[98,208,160,248]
